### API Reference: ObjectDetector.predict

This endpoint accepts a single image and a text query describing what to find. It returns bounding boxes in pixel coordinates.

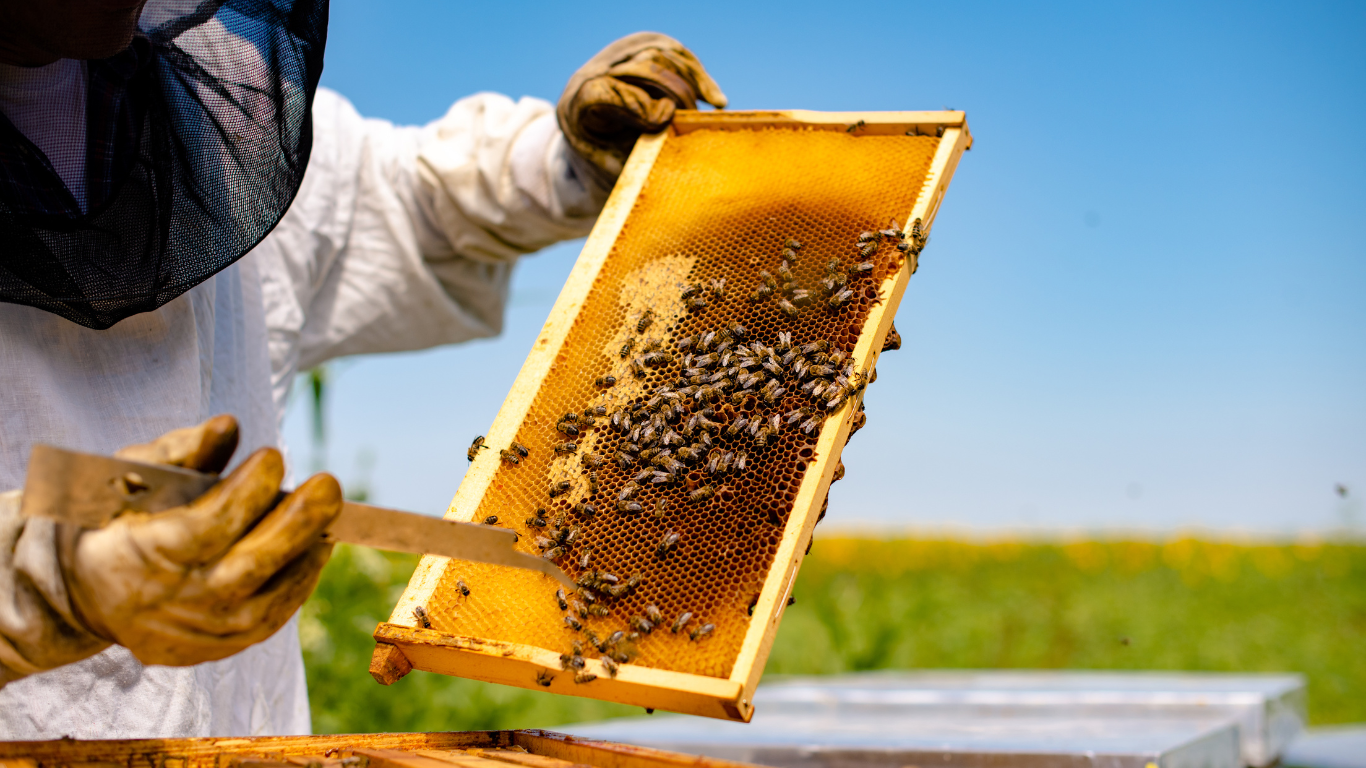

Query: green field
[300,537,1366,734]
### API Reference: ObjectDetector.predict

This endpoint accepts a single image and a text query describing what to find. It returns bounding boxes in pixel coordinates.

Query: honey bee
[467,436,488,462]
[777,261,795,282]
[735,451,748,471]
[657,530,680,554]
[564,615,583,631]
[556,588,568,610]
[619,482,640,500]
[777,299,799,317]
[690,484,715,503]
[790,289,811,306]
[554,441,578,454]
[629,615,654,634]
[457,579,471,597]
[573,502,597,518]
[499,449,521,465]
[851,261,875,275]
[709,278,727,298]
[563,526,582,546]
[750,285,773,303]
[846,119,866,132]
[600,656,619,678]
[558,420,580,436]
[636,309,655,333]
[630,358,648,378]
[616,500,643,514]
[785,238,803,251]
[676,335,696,350]
[536,670,555,687]
[645,604,664,625]
[413,605,432,629]
[544,546,564,560]
[858,242,878,259]
[582,453,606,469]
[680,283,702,300]
[776,331,792,352]
[620,338,636,358]
[574,671,597,684]
[589,604,611,617]
[548,480,571,498]
[654,499,667,518]
[642,351,673,366]
[569,598,587,619]
[801,340,830,355]
[595,375,617,387]
[670,612,693,633]
[526,514,547,527]
[483,515,499,525]
[755,426,773,447]
[828,287,854,308]
[782,248,800,262]
[690,623,715,641]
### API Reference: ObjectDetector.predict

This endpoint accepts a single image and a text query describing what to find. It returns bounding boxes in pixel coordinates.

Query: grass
[300,537,1366,733]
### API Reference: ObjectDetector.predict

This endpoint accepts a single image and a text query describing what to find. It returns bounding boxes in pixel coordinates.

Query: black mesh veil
[0,0,327,330]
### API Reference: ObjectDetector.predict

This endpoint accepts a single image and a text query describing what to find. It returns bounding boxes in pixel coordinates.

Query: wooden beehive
[371,109,972,721]
[0,729,760,768]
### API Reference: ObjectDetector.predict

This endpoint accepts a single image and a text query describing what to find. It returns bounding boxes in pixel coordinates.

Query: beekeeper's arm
[260,33,726,381]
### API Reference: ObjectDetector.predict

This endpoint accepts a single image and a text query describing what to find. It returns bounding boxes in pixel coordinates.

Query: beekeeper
[0,0,724,740]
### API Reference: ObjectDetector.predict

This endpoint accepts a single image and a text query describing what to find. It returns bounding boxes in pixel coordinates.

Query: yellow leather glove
[59,416,342,667]
[557,32,727,186]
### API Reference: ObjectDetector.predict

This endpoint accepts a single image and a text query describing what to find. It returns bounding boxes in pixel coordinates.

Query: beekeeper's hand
[558,32,727,186]
[60,415,343,666]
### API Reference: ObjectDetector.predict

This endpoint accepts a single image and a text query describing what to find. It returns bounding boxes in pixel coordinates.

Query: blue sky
[282,0,1366,533]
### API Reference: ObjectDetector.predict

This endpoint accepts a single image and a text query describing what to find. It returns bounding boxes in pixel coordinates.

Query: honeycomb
[423,126,939,680]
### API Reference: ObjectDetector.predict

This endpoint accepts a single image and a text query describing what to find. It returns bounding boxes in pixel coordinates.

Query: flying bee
[564,615,583,631]
[499,449,521,464]
[554,442,578,454]
[483,515,499,525]
[671,612,693,633]
[858,242,879,259]
[654,498,667,518]
[467,436,488,462]
[600,656,619,678]
[636,308,655,333]
[413,605,432,629]
[629,615,654,634]
[690,484,715,503]
[548,480,571,498]
[846,119,866,132]
[657,530,680,554]
[620,338,636,358]
[536,670,555,687]
[456,579,471,597]
[574,671,597,684]
[690,623,715,641]
[777,299,799,317]
[595,375,617,388]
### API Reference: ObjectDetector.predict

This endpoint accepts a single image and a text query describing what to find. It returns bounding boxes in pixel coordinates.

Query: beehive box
[0,729,761,768]
[371,109,972,721]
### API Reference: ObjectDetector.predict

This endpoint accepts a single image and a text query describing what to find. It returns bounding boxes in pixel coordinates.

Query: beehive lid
[371,109,972,721]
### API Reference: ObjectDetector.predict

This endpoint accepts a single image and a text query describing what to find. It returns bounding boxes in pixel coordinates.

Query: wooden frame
[0,729,760,768]
[372,109,973,721]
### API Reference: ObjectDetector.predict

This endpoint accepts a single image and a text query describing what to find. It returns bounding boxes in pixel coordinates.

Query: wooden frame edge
[374,624,747,720]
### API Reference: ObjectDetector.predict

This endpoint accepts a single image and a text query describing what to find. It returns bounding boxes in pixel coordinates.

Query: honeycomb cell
[425,127,939,680]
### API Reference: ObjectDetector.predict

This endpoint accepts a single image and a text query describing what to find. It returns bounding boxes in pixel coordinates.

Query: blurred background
[285,0,1365,735]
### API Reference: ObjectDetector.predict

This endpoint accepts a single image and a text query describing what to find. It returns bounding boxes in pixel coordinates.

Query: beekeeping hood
[0,0,326,330]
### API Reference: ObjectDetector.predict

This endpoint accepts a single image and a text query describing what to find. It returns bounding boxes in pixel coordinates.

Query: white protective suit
[0,80,607,737]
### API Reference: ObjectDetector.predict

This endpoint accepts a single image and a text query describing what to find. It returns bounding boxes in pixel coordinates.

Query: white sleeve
[259,87,608,381]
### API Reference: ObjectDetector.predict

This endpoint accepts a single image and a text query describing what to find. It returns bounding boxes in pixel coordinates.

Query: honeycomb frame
[371,109,972,721]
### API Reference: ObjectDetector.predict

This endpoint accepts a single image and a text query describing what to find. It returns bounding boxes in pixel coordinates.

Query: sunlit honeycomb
[423,126,939,680]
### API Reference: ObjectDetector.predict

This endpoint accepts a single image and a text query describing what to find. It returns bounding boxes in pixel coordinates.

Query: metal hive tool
[371,109,972,721]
